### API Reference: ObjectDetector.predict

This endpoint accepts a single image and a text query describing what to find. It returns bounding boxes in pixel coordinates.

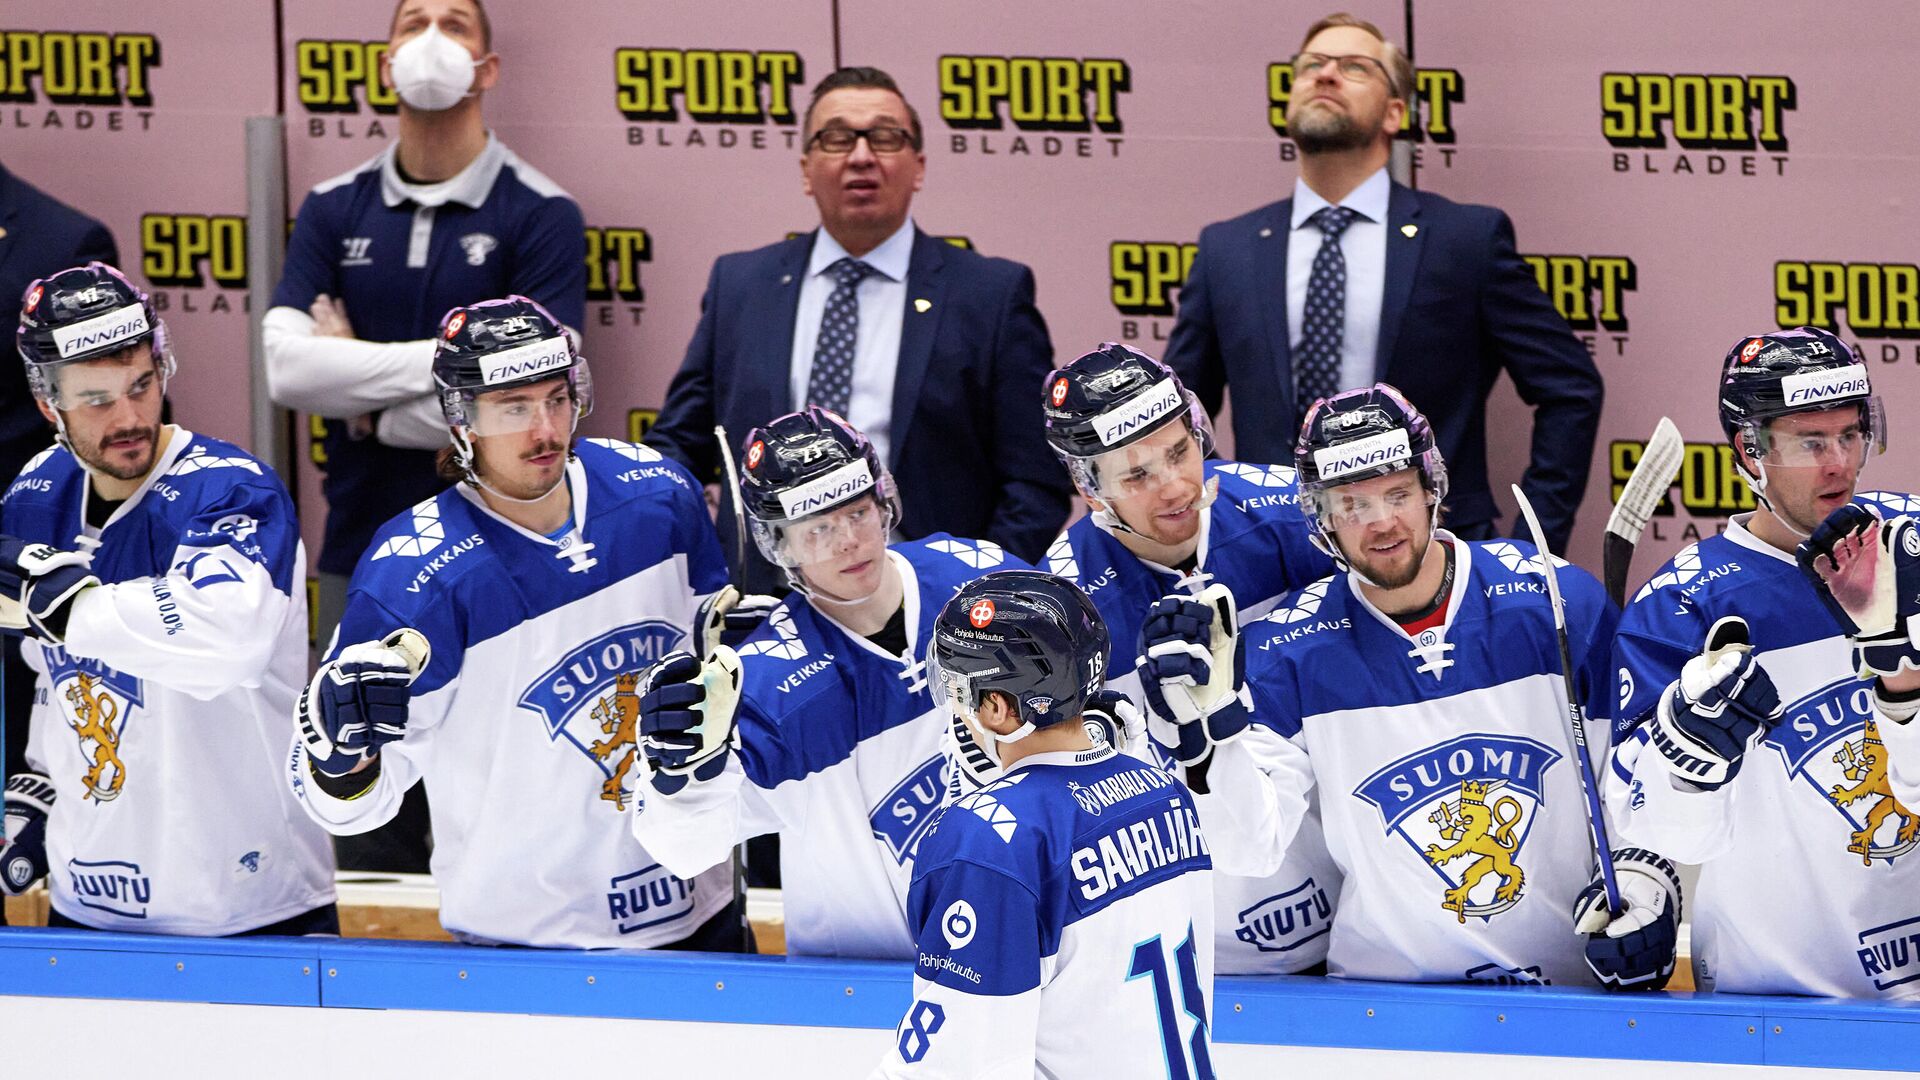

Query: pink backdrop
[5,2,1915,615]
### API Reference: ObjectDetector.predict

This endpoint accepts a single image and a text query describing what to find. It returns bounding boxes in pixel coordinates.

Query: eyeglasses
[807,125,918,154]
[1291,52,1390,85]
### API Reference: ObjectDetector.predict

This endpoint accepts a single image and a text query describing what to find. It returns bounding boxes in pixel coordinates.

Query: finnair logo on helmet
[50,304,149,359]
[776,459,873,518]
[480,337,571,385]
[1315,429,1411,480]
[1094,377,1181,446]
[1781,366,1868,407]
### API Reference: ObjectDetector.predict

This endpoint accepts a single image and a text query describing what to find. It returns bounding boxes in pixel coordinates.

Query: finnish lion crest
[517,622,685,812]
[1424,778,1525,922]
[1827,718,1919,865]
[1767,680,1920,866]
[66,672,128,803]
[588,673,643,811]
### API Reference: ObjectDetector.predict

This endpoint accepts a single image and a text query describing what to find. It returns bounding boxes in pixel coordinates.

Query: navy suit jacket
[1164,182,1602,552]
[0,163,119,478]
[647,228,1070,593]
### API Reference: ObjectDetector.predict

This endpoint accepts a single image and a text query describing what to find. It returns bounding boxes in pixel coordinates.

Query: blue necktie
[1295,205,1359,411]
[805,257,876,416]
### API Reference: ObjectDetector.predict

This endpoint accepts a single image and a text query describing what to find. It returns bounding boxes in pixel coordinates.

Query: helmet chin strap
[1090,476,1219,541]
[452,425,573,505]
[1737,459,1812,539]
[1314,498,1445,589]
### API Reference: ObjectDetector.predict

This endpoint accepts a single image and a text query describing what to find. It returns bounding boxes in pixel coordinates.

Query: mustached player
[1610,328,1920,998]
[873,570,1214,1078]
[632,407,1032,958]
[1040,342,1339,972]
[0,263,334,934]
[288,296,740,949]
[1141,384,1679,988]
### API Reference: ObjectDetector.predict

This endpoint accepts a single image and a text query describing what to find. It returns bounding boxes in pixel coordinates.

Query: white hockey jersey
[4,429,334,934]
[633,535,1024,959]
[287,439,733,949]
[1610,496,1920,999]
[873,744,1215,1079]
[1047,458,1340,973]
[1216,536,1618,985]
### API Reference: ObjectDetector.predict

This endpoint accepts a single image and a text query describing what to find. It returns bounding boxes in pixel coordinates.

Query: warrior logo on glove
[1353,734,1563,923]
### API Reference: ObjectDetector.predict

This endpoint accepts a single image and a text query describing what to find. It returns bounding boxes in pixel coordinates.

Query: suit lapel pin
[1258,227,1273,238]
[780,273,794,285]
[914,298,932,313]
[1401,224,1418,238]
[0,227,8,242]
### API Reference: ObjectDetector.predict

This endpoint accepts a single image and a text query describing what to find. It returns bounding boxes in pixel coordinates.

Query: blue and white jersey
[3,430,332,934]
[1609,495,1920,999]
[288,439,732,949]
[1047,458,1340,973]
[873,744,1214,1079]
[633,535,1026,960]
[272,134,586,575]
[1214,536,1617,985]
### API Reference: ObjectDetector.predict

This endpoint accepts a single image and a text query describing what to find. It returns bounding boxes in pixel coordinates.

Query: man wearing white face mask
[264,0,585,872]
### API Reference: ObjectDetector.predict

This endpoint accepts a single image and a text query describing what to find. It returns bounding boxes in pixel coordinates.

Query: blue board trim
[3,929,1920,1071]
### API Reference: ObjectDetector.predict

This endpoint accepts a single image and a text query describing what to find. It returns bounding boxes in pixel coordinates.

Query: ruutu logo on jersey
[1767,681,1919,866]
[872,755,950,865]
[1776,262,1920,337]
[1856,914,1920,991]
[1353,734,1561,923]
[1234,877,1332,953]
[1522,255,1636,333]
[141,214,247,289]
[1110,242,1197,319]
[1268,61,1464,143]
[43,648,145,804]
[606,862,698,935]
[585,226,651,303]
[0,31,161,106]
[69,858,151,919]
[519,621,688,813]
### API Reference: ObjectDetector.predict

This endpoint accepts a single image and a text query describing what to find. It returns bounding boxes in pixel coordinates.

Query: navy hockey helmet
[1718,328,1883,479]
[738,407,900,569]
[433,295,591,423]
[1042,342,1212,501]
[1294,383,1448,563]
[930,570,1110,739]
[16,262,174,409]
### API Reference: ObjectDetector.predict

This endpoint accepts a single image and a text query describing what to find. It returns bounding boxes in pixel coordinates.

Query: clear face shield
[1070,419,1209,506]
[1306,478,1439,533]
[33,353,169,414]
[751,492,895,569]
[1740,397,1885,471]
[441,362,594,439]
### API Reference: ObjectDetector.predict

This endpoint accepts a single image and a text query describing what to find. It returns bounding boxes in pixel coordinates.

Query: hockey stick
[710,424,754,953]
[1603,417,1684,608]
[1513,484,1622,916]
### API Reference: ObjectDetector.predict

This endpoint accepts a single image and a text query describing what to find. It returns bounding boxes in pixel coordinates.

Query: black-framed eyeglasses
[1291,52,1389,84]
[807,126,919,154]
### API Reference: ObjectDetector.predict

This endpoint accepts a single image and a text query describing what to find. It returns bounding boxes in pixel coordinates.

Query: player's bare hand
[310,294,356,339]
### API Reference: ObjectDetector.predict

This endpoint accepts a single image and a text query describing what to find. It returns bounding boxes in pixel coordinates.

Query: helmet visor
[751,495,894,568]
[34,355,165,412]
[1306,475,1437,531]
[1069,422,1206,504]
[443,365,592,438]
[1743,396,1886,469]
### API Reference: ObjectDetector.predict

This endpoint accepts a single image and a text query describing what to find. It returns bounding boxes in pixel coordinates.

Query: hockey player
[873,570,1214,1078]
[1611,328,1920,998]
[1040,342,1340,972]
[287,296,740,950]
[631,407,1034,959]
[0,263,335,934]
[1140,384,1680,988]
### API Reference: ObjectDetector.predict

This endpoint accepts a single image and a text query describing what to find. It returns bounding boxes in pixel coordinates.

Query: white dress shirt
[788,219,914,467]
[1286,167,1389,393]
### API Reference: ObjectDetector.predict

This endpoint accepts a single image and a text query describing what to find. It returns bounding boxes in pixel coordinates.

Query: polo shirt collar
[380,132,507,209]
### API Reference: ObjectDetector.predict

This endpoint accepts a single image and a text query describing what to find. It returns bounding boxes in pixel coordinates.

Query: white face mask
[389,23,480,112]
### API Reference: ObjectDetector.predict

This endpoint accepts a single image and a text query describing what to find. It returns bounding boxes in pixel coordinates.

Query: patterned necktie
[1294,205,1360,411]
[805,257,877,416]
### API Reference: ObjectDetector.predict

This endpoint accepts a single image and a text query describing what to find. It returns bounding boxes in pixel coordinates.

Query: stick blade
[1606,417,1684,542]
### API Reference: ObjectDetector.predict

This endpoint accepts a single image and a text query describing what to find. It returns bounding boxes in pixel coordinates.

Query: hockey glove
[0,536,100,644]
[1574,847,1683,991]
[696,585,782,656]
[1137,584,1252,766]
[1796,506,1920,682]
[1648,616,1781,790]
[296,628,431,778]
[638,647,742,796]
[1082,688,1145,753]
[1,773,54,896]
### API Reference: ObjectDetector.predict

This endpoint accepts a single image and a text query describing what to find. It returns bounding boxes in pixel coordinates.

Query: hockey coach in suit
[647,66,1070,595]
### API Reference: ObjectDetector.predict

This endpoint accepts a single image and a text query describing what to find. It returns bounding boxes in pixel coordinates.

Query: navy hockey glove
[1574,847,1683,991]
[1797,506,1920,681]
[296,629,431,778]
[1137,584,1251,767]
[1648,616,1780,790]
[638,647,741,796]
[1,773,54,896]
[0,536,100,644]
[696,585,782,656]
[1082,688,1145,753]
